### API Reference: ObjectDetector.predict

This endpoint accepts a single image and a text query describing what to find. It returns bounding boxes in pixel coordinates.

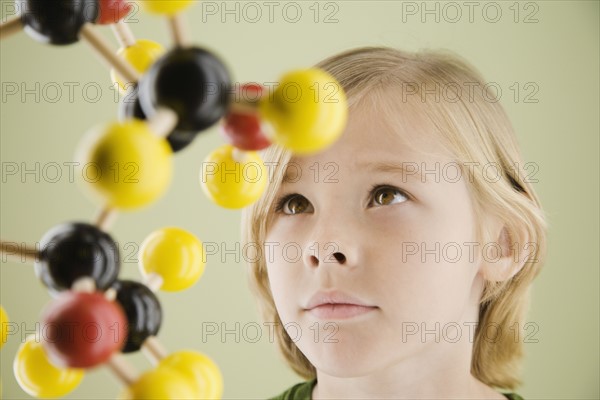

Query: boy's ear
[479,225,529,282]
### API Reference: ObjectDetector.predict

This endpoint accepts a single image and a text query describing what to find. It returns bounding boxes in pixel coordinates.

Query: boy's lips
[304,290,378,319]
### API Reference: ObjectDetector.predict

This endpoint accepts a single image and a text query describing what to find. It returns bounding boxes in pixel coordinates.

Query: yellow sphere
[0,305,8,348]
[200,144,268,209]
[159,350,223,399]
[112,39,164,94]
[14,336,84,398]
[139,227,205,292]
[259,68,348,154]
[137,0,193,15]
[76,120,173,210]
[119,367,198,399]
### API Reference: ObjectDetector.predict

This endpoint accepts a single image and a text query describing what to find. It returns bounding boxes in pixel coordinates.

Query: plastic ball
[200,144,268,209]
[139,227,205,292]
[112,280,162,353]
[34,223,120,294]
[75,120,173,209]
[119,86,200,152]
[221,83,270,151]
[111,39,164,93]
[97,0,133,24]
[20,0,98,45]
[236,82,263,99]
[118,86,146,121]
[136,0,193,16]
[160,350,223,399]
[41,291,127,368]
[14,336,84,398]
[118,366,198,399]
[164,130,200,152]
[0,305,9,348]
[259,68,348,154]
[138,46,231,132]
[220,112,271,151]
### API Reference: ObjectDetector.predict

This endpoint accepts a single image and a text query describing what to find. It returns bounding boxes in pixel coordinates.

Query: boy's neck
[311,338,506,399]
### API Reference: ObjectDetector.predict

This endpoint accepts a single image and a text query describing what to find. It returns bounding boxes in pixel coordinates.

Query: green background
[1,1,598,398]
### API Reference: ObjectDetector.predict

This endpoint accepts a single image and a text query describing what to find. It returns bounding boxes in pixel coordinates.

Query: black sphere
[119,85,201,152]
[112,280,162,353]
[118,86,146,121]
[34,222,120,294]
[138,46,231,133]
[19,0,99,45]
[165,130,199,152]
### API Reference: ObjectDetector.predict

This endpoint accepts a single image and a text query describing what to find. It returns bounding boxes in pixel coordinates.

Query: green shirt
[269,380,525,400]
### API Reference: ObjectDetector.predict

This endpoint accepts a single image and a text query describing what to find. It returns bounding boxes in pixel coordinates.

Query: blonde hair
[241,46,547,390]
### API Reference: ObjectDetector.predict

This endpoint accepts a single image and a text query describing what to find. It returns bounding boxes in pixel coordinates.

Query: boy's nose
[307,250,347,268]
[302,205,359,269]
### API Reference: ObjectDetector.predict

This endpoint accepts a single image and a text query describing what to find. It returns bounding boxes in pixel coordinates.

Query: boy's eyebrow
[358,160,424,180]
[280,160,426,185]
[282,168,300,183]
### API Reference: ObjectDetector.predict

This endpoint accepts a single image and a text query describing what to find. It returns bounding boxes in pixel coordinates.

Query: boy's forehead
[287,100,449,174]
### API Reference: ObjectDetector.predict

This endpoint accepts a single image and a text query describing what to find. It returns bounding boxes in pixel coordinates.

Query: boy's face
[264,99,486,377]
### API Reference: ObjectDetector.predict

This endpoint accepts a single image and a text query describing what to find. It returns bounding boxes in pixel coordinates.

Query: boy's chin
[301,343,383,378]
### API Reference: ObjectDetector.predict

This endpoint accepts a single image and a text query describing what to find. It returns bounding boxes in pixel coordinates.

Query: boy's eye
[370,185,408,207]
[275,195,313,215]
[274,185,408,215]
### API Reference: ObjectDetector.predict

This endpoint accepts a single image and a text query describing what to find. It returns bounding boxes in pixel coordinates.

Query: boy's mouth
[304,290,378,319]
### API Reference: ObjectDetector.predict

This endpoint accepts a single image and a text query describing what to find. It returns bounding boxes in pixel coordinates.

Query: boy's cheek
[266,263,303,298]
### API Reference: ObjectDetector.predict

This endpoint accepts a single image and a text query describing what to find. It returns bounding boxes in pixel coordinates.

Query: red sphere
[41,291,127,368]
[221,112,271,151]
[220,83,270,151]
[240,83,263,97]
[97,0,133,24]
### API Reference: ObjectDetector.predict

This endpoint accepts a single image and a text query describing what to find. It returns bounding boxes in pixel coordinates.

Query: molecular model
[0,0,348,398]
